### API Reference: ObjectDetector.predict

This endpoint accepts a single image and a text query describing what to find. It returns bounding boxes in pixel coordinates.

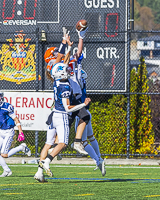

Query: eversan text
[3,20,36,26]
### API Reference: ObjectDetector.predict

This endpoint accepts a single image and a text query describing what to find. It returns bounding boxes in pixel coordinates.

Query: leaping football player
[45,26,90,154]
[74,54,106,176]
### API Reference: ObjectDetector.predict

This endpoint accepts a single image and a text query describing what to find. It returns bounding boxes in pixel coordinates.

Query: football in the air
[76,19,87,31]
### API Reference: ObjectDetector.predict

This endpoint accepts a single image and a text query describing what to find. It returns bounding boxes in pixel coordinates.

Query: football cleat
[21,143,31,157]
[73,142,88,155]
[39,161,53,177]
[56,154,62,160]
[94,157,104,171]
[34,172,45,182]
[94,165,99,171]
[0,170,12,177]
[98,159,106,176]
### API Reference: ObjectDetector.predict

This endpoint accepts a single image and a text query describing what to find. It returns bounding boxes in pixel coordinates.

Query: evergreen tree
[90,57,155,155]
[90,57,154,154]
[130,56,154,154]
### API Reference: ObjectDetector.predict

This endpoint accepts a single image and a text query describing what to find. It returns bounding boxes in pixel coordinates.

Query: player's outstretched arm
[54,27,70,65]
[74,27,88,60]
[62,97,91,113]
[14,117,25,142]
[64,35,73,65]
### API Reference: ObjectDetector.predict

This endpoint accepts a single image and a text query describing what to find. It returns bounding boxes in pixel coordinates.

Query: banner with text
[4,92,54,131]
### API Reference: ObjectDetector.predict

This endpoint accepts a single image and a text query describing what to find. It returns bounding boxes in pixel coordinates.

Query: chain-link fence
[1,0,160,158]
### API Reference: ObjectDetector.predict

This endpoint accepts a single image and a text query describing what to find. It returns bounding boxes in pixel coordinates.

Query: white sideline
[7,164,160,169]
[4,158,160,166]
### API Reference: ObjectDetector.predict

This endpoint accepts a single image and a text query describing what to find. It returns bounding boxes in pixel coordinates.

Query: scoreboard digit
[2,0,16,20]
[23,0,37,20]
[105,13,119,38]
[2,0,37,20]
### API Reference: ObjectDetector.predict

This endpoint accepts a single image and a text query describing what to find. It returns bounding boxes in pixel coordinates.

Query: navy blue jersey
[80,78,89,110]
[0,102,15,130]
[53,80,72,112]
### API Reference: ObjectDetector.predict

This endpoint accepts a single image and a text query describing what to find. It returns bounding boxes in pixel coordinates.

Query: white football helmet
[0,91,4,105]
[50,63,70,80]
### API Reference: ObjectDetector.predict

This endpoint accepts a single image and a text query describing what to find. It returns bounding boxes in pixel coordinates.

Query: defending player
[34,30,72,182]
[0,91,31,177]
[34,37,91,181]
[36,48,91,179]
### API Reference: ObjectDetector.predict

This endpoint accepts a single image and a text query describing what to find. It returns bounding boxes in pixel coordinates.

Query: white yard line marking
[7,165,160,169]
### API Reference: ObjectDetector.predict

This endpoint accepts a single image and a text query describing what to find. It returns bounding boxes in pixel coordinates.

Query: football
[76,19,87,31]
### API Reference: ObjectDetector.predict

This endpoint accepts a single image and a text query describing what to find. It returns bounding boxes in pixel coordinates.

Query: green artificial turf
[0,164,160,200]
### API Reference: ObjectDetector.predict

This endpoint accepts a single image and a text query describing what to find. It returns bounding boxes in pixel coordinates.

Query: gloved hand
[76,27,88,39]
[17,132,25,142]
[77,53,83,64]
[62,27,70,40]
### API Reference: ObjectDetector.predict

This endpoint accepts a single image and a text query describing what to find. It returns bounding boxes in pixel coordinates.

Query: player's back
[0,102,15,129]
[53,80,72,112]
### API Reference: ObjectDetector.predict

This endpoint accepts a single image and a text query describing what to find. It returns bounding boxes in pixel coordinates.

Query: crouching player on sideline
[74,55,106,176]
[0,91,31,177]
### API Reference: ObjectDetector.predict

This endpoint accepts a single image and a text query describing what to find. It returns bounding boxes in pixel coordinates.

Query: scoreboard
[0,0,127,39]
[0,0,128,92]
[0,0,59,28]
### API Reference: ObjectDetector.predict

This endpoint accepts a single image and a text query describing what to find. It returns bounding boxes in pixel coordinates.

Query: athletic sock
[47,154,54,161]
[45,154,54,166]
[38,165,43,174]
[0,155,11,172]
[8,145,23,157]
[84,144,100,166]
[90,139,101,158]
